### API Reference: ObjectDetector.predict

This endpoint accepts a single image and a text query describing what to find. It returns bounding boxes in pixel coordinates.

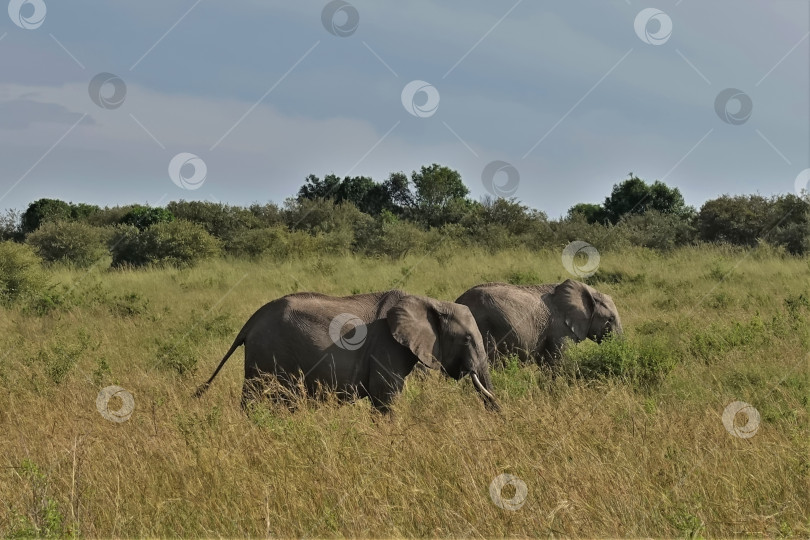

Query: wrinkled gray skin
[195,290,499,413]
[455,279,623,367]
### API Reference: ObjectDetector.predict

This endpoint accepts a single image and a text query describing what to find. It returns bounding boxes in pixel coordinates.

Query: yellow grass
[1,245,808,537]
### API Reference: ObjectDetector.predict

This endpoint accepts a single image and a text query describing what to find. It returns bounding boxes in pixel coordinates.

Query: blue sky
[0,1,807,217]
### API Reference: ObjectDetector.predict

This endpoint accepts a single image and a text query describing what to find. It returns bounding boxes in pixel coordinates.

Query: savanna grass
[0,245,807,537]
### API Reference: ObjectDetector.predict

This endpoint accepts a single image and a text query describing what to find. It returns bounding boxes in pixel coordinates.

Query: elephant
[455,279,622,367]
[195,290,499,413]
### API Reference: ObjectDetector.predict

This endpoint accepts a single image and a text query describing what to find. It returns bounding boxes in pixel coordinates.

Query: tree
[567,203,606,224]
[602,175,689,224]
[0,209,22,242]
[336,176,391,215]
[698,194,809,254]
[120,205,175,231]
[21,199,72,234]
[70,203,101,221]
[298,174,393,216]
[297,174,341,201]
[381,172,412,211]
[409,164,470,227]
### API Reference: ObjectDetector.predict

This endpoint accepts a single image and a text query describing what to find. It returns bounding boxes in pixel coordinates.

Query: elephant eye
[464,334,473,343]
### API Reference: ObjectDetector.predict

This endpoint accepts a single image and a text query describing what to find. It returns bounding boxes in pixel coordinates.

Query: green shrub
[110,220,221,268]
[109,292,150,317]
[120,205,175,231]
[226,226,326,259]
[365,220,429,258]
[506,268,540,285]
[226,226,286,258]
[548,214,629,252]
[490,354,543,399]
[26,220,111,267]
[614,210,697,250]
[8,459,68,538]
[562,334,677,389]
[0,241,48,304]
[697,194,809,254]
[35,329,91,384]
[167,200,259,240]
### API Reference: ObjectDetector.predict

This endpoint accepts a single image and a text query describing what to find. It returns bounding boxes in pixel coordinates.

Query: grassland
[0,245,808,537]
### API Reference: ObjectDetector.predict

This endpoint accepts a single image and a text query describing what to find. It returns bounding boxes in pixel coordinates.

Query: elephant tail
[193,328,247,398]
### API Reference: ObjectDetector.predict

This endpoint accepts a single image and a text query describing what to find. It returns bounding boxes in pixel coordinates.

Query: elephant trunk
[471,371,500,412]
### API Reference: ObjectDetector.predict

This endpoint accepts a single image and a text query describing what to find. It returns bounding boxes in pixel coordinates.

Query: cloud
[0,99,90,129]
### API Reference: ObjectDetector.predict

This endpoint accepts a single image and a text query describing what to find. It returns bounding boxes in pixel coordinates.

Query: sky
[0,0,808,218]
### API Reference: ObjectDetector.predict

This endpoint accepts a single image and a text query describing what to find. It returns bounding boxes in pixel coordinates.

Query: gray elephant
[455,279,622,367]
[195,290,499,413]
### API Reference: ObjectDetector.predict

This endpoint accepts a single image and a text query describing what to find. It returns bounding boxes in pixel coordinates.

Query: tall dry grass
[0,245,807,537]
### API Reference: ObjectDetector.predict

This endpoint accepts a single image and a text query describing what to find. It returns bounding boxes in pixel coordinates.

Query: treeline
[0,164,807,270]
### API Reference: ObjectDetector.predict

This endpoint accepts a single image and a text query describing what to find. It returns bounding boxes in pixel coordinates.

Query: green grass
[0,245,807,537]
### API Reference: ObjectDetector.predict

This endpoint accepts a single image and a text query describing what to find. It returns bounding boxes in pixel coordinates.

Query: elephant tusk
[471,373,495,400]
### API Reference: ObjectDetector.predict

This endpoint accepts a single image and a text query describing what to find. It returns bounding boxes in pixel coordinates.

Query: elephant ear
[387,296,442,370]
[553,279,595,341]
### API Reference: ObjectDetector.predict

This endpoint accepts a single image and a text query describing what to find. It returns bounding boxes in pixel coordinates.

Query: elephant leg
[241,377,261,411]
[368,394,393,415]
[537,346,564,379]
[367,372,406,415]
[241,363,269,411]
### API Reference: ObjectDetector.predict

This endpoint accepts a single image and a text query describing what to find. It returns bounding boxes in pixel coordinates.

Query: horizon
[1,1,808,218]
[2,168,803,221]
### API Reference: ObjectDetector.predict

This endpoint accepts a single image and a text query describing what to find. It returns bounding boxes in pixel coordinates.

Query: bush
[0,241,48,304]
[110,220,221,268]
[363,219,430,258]
[226,226,324,259]
[614,210,697,250]
[26,221,111,267]
[562,334,677,389]
[248,202,285,228]
[167,201,260,241]
[83,205,138,227]
[548,214,630,252]
[697,194,808,254]
[120,206,175,231]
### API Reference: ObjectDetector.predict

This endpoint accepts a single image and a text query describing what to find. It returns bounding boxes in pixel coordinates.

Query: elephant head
[387,296,499,410]
[552,279,623,343]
